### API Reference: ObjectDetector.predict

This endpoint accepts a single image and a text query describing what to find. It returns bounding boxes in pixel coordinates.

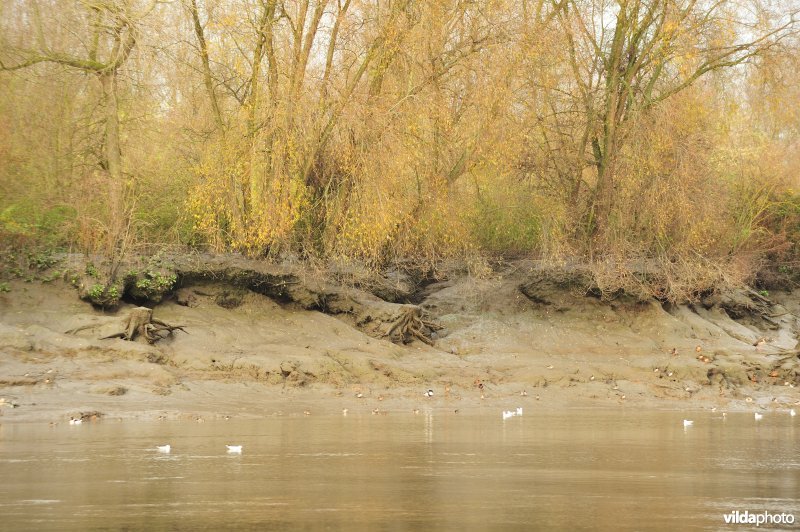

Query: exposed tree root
[101,306,186,344]
[171,255,442,346]
[774,350,800,364]
[65,323,99,335]
[384,306,442,345]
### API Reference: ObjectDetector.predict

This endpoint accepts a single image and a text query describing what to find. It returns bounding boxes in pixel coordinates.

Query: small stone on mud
[146,353,168,364]
[95,385,127,396]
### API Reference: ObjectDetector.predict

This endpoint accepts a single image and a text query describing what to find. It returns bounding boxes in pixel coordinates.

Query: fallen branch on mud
[773,349,800,363]
[101,307,186,344]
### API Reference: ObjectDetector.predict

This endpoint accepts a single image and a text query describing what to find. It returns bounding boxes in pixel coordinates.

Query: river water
[1,409,798,530]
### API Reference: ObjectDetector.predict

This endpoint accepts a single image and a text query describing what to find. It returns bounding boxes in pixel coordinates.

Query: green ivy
[85,263,100,278]
[88,284,105,299]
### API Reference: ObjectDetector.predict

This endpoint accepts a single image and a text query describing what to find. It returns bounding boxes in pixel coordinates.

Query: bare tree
[1,0,160,252]
[555,0,798,243]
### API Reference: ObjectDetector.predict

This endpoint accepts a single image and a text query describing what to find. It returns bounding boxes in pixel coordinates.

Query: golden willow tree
[1,0,799,296]
[0,0,161,256]
[182,0,511,261]
[547,0,798,245]
[500,0,798,297]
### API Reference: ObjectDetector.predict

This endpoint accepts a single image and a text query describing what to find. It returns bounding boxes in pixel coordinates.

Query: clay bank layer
[1,256,798,423]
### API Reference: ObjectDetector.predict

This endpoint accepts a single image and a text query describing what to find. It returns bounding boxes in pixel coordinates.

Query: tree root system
[172,255,442,346]
[101,306,186,344]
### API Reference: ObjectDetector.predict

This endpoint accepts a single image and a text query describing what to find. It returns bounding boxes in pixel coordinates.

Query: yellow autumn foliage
[0,0,798,300]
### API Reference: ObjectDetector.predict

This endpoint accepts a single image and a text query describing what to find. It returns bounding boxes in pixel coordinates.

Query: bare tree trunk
[245,1,278,218]
[587,1,628,245]
[186,0,243,244]
[99,70,125,250]
[320,0,352,99]
[188,0,224,131]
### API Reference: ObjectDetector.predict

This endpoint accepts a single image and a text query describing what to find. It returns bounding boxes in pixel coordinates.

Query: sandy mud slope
[1,259,798,422]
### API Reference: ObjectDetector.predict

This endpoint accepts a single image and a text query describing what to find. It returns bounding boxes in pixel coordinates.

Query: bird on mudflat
[226,445,242,453]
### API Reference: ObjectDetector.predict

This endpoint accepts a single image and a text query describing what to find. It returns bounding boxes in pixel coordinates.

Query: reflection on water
[0,409,798,530]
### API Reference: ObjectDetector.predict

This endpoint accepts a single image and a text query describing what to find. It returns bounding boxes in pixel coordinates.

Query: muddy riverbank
[1,256,798,423]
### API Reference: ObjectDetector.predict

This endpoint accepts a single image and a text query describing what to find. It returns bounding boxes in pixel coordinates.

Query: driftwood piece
[65,323,100,335]
[773,350,800,364]
[101,307,186,344]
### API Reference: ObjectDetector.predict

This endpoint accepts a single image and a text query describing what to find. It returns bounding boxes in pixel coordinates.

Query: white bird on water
[754,412,763,421]
[790,409,796,417]
[683,419,693,427]
[226,445,243,453]
[156,444,171,453]
[69,417,82,425]
[502,408,524,420]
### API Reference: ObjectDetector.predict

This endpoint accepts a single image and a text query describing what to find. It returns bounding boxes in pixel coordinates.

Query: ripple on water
[292,452,364,457]
[0,412,797,530]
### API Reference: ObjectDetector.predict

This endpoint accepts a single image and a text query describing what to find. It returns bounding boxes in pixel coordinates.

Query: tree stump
[324,294,441,345]
[381,305,440,345]
[101,307,186,344]
[169,255,442,345]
